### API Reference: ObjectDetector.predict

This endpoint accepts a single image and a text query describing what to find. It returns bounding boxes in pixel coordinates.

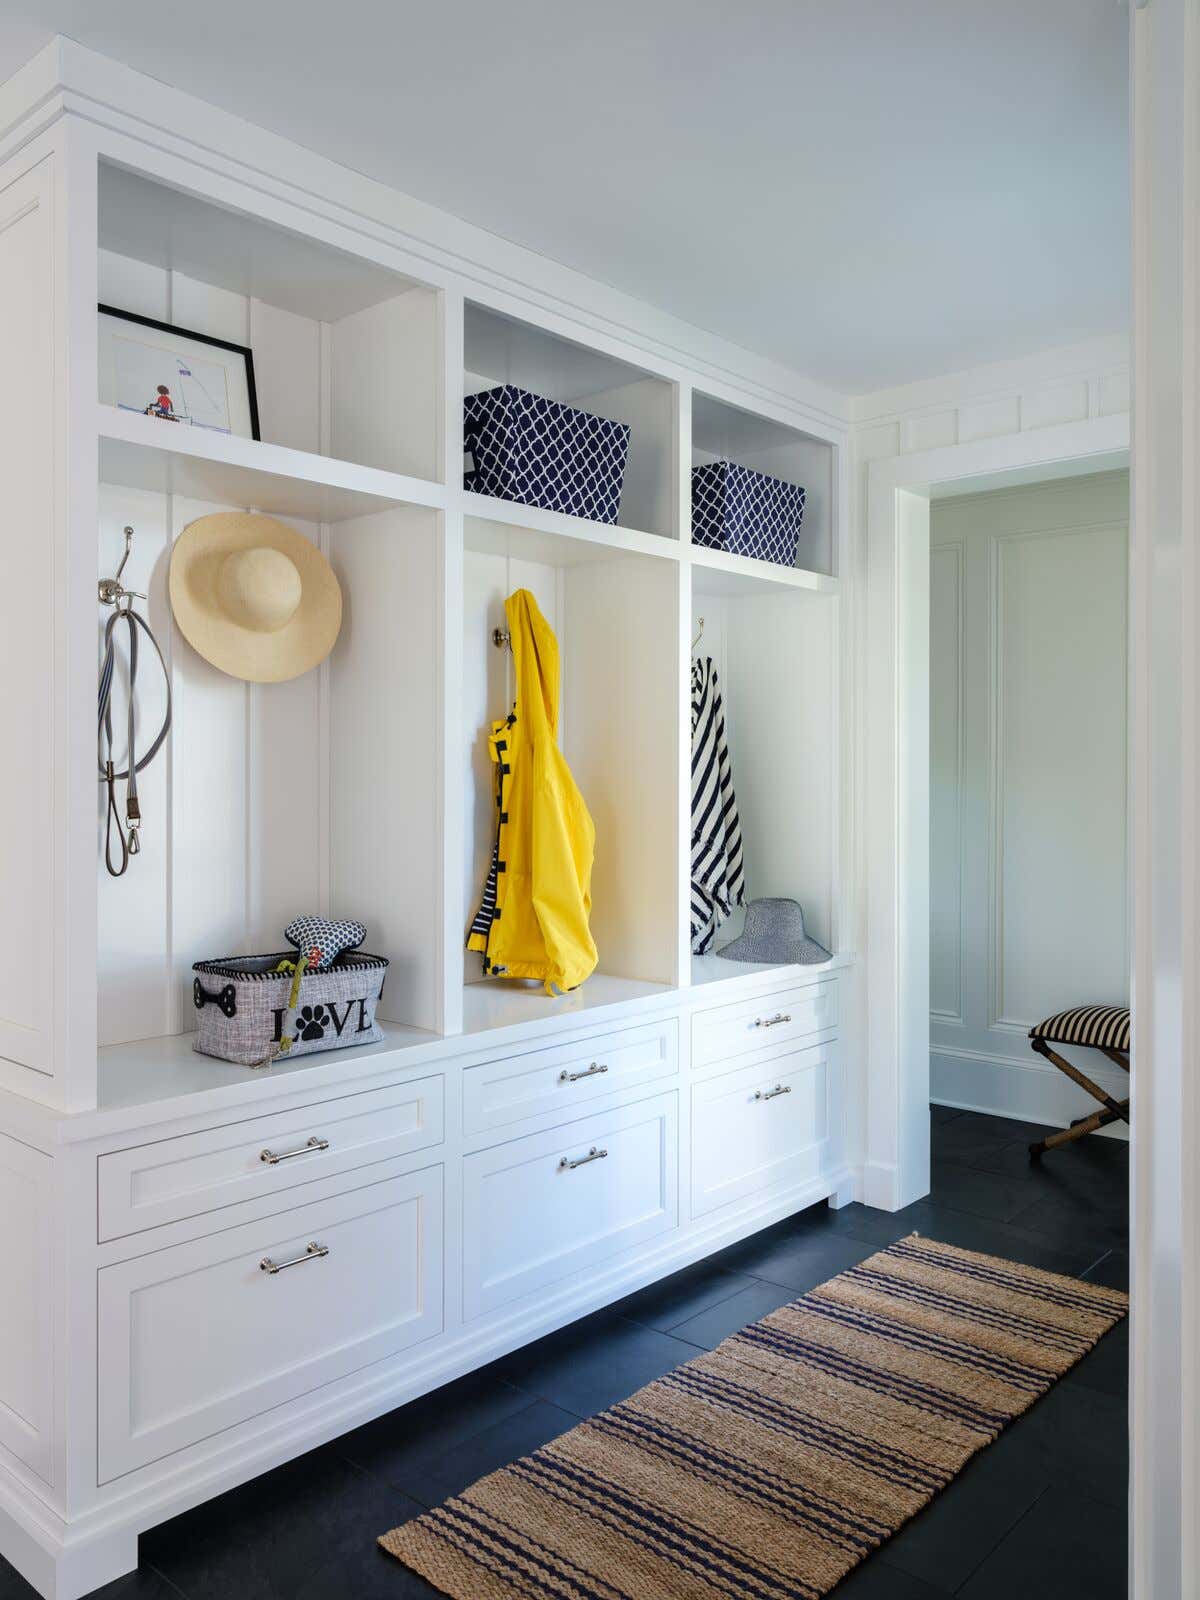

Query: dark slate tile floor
[3,1106,1127,1600]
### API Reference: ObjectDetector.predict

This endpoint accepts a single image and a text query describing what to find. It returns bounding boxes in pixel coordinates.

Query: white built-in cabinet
[0,40,853,1600]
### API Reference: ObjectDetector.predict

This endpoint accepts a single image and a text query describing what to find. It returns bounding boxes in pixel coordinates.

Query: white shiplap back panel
[329,288,439,480]
[573,379,676,539]
[328,508,440,1030]
[98,484,328,1046]
[562,558,679,985]
[97,485,174,1046]
[167,494,252,1036]
[248,299,322,456]
[169,269,249,346]
[245,517,324,955]
[98,247,169,322]
[724,592,836,952]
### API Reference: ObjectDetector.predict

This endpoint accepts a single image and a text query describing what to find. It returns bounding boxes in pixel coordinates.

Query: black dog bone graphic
[193,978,238,1018]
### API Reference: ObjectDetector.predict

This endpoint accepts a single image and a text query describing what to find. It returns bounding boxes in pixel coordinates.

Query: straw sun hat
[169,512,342,683]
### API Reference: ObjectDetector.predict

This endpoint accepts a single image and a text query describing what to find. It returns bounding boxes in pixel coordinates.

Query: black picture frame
[98,303,261,441]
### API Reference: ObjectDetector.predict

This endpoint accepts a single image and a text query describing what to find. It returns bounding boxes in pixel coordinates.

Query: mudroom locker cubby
[0,48,851,1600]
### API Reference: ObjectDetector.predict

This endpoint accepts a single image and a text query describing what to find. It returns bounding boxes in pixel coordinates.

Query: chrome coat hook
[99,526,145,609]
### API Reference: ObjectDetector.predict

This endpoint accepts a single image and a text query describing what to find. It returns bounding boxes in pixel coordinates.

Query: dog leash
[98,601,172,878]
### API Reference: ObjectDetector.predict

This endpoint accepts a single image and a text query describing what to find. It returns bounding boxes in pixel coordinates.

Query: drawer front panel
[463,1020,678,1138]
[98,1075,445,1240]
[98,1166,443,1482]
[691,1043,832,1219]
[463,1093,678,1320]
[692,980,838,1070]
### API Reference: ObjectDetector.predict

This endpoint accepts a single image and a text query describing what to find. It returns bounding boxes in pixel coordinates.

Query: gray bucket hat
[720,898,832,966]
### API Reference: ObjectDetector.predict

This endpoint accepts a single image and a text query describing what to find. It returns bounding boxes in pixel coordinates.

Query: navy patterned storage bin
[692,460,807,566]
[464,385,631,525]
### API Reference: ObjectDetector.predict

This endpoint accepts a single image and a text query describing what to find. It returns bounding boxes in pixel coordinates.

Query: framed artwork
[97,305,260,440]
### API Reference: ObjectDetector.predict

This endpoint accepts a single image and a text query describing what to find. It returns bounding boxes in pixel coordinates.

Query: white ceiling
[0,0,1129,396]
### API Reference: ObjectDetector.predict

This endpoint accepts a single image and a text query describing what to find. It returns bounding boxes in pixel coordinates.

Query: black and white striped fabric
[690,656,746,954]
[1030,1004,1130,1052]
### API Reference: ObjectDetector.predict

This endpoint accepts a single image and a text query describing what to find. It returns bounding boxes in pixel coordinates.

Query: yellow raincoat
[466,589,598,994]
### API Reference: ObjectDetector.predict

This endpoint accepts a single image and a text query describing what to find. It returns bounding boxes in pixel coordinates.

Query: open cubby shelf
[691,389,836,578]
[464,301,679,542]
[88,158,844,1089]
[99,163,442,485]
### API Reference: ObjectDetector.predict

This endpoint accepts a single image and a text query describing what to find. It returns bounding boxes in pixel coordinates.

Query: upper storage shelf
[97,163,442,486]
[691,389,836,578]
[464,301,677,540]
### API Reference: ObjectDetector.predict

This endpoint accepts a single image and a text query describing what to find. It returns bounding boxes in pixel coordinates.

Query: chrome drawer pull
[259,1241,329,1274]
[754,1084,792,1102]
[752,1012,792,1030]
[559,1061,609,1084]
[260,1135,329,1165]
[558,1146,608,1171]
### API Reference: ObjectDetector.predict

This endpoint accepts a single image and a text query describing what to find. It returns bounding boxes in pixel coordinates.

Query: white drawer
[98,1075,444,1241]
[98,1165,443,1482]
[463,1092,678,1320]
[691,1041,832,1218]
[463,1019,678,1138]
[692,979,838,1070]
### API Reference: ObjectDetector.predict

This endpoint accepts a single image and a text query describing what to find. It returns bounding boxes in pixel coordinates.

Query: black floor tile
[823,1199,932,1248]
[830,1555,954,1596]
[609,1256,755,1331]
[973,1131,1128,1187]
[388,1399,579,1507]
[892,1205,1109,1277]
[930,1103,966,1125]
[667,1278,799,1348]
[927,1161,1037,1223]
[140,1445,437,1599]
[335,1367,533,1489]
[931,1112,1044,1169]
[881,1438,1051,1592]
[990,1382,1128,1510]
[1064,1317,1130,1399]
[1008,1191,1129,1253]
[957,1486,1128,1599]
[491,1310,701,1417]
[719,1226,878,1295]
[1083,1248,1130,1291]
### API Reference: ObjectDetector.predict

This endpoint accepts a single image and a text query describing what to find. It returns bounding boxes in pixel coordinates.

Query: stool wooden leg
[1030,1101,1130,1156]
[1027,1038,1131,1156]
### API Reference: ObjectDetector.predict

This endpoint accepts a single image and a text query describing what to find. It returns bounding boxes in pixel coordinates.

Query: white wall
[929,471,1129,1127]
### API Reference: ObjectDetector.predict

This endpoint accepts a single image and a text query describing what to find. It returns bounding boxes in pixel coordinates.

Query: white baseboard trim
[931,1045,1129,1139]
[861,1161,900,1211]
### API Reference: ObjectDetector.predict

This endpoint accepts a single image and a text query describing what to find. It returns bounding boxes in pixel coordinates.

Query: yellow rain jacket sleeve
[466,589,598,994]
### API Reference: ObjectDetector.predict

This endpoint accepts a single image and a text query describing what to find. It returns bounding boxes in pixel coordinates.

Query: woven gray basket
[192,951,388,1067]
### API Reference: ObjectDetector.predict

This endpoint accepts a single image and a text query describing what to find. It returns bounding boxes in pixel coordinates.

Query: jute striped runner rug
[380,1234,1128,1598]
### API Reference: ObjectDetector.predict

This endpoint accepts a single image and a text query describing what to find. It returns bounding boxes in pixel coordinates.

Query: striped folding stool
[1027,1004,1130,1157]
